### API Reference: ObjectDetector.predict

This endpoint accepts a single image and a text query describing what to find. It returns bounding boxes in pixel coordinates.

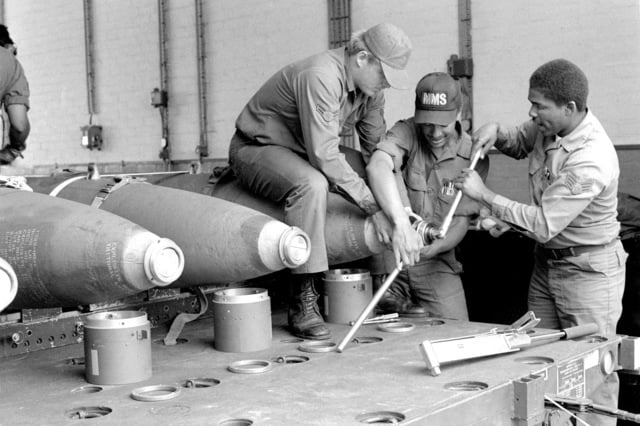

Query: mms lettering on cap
[363,23,412,90]
[414,72,462,125]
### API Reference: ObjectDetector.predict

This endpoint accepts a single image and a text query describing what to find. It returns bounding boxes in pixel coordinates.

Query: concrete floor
[0,311,623,425]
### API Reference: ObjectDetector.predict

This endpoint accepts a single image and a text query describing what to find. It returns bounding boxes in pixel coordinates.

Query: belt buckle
[548,247,573,260]
[547,248,562,260]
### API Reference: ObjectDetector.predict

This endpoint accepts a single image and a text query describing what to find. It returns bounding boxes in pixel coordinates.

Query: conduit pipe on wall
[457,0,473,131]
[83,0,96,120]
[157,0,171,167]
[195,0,209,159]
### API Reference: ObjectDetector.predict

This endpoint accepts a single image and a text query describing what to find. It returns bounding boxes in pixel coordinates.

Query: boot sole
[290,328,331,341]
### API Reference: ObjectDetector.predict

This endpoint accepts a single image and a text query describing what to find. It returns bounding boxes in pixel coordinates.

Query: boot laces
[300,279,319,315]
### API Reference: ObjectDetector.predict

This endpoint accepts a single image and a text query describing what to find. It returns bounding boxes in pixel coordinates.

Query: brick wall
[472,0,640,149]
[1,0,639,195]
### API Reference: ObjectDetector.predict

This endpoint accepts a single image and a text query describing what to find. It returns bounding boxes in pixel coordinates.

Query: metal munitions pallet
[0,315,635,425]
[0,286,224,358]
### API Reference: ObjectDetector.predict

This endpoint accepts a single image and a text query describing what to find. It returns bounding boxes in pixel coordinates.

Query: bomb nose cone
[279,227,311,268]
[143,238,185,286]
[0,258,18,313]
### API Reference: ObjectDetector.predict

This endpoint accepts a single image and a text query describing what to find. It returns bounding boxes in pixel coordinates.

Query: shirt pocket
[405,167,431,218]
[529,161,549,192]
[435,178,457,217]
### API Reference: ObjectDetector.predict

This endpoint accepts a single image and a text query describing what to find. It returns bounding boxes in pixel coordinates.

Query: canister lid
[143,238,185,286]
[85,310,148,328]
[212,287,269,304]
[0,258,18,313]
[323,268,371,281]
[278,227,311,268]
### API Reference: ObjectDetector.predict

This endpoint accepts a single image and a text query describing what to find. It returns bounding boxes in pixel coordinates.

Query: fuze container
[212,287,272,352]
[84,310,151,385]
[323,269,373,324]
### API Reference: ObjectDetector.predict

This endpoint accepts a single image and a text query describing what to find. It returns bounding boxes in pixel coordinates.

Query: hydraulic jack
[418,311,598,376]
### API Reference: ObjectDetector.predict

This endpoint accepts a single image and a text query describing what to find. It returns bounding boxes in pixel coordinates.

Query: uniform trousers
[229,135,329,274]
[386,258,469,320]
[529,240,627,426]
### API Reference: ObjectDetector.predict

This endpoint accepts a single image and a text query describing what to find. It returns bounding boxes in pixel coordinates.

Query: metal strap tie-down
[90,177,134,208]
[163,286,209,346]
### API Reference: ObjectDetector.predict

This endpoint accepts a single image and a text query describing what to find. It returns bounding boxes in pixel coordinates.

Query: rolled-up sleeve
[375,122,413,172]
[294,69,380,215]
[2,59,29,109]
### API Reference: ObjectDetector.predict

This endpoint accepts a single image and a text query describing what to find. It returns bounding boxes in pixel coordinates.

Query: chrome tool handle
[337,262,403,353]
[438,149,483,239]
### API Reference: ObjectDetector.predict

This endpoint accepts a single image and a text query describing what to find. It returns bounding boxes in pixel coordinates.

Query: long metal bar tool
[438,148,483,239]
[336,262,403,352]
[337,149,483,353]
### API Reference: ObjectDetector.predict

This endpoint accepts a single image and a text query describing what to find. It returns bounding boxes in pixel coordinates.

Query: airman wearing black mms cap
[367,72,489,319]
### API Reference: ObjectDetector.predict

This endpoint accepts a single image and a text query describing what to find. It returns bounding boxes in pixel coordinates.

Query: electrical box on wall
[447,54,474,78]
[150,88,168,108]
[81,125,103,150]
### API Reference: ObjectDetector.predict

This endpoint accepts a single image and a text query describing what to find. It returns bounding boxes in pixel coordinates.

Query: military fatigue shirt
[377,118,489,222]
[376,118,489,272]
[234,48,386,215]
[0,48,29,108]
[491,110,620,248]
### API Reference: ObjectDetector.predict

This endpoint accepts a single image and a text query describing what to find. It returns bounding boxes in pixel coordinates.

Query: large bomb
[0,188,184,309]
[27,176,311,286]
[135,175,384,266]
[151,146,385,264]
[210,177,384,265]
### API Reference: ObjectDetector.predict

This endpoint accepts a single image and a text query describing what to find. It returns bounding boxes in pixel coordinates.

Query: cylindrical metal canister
[84,311,152,385]
[323,269,373,324]
[212,288,271,353]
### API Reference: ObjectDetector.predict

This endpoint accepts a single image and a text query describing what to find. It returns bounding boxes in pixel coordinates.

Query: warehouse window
[328,0,356,148]
[328,0,351,48]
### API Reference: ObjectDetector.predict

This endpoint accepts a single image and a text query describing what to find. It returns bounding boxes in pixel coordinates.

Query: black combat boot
[288,274,331,340]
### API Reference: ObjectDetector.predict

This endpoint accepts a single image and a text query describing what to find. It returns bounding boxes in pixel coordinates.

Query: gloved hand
[0,146,22,165]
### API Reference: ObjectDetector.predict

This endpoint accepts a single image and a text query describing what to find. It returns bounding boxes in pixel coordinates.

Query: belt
[541,239,618,260]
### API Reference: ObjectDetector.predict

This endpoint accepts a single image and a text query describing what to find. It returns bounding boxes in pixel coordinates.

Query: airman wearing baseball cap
[362,23,412,89]
[414,72,462,125]
[366,71,489,321]
[229,22,413,342]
